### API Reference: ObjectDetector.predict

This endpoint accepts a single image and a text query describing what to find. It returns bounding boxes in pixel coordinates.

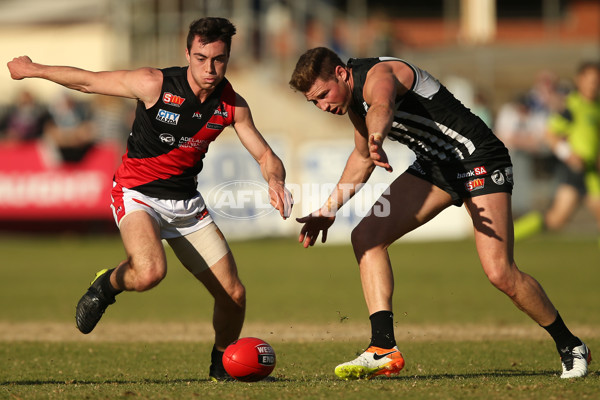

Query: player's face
[304,74,351,115]
[186,37,229,92]
[577,67,600,101]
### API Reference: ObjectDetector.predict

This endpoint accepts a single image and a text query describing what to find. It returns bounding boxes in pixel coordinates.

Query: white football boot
[334,346,405,380]
[559,342,592,379]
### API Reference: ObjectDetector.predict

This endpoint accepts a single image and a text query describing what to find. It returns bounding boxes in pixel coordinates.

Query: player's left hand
[268,180,293,219]
[369,133,393,172]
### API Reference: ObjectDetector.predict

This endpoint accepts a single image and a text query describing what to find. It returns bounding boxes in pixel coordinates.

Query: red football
[222,337,276,382]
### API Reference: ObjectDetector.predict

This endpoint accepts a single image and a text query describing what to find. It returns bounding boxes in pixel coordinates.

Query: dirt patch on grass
[0,321,597,343]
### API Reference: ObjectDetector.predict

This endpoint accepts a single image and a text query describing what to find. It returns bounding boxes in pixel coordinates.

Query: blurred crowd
[0,90,133,163]
[493,69,570,213]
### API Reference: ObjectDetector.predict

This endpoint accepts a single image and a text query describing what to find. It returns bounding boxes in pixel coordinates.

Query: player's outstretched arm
[232,93,293,219]
[7,56,162,106]
[296,127,375,248]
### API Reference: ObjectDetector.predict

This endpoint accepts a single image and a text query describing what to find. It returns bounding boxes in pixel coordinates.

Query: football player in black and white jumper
[289,47,590,380]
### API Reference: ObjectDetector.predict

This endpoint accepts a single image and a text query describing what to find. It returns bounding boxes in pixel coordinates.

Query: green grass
[1,340,599,399]
[1,234,598,325]
[0,233,599,399]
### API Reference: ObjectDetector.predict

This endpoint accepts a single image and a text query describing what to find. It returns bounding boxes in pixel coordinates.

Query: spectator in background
[514,61,600,242]
[90,95,134,152]
[44,91,96,163]
[0,90,49,142]
[527,69,566,116]
[495,93,550,154]
[495,70,569,215]
[471,90,493,129]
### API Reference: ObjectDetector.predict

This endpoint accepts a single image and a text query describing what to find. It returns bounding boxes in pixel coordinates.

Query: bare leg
[194,252,246,350]
[111,211,168,292]
[351,173,454,314]
[545,185,581,231]
[167,224,245,352]
[465,193,557,325]
[584,195,600,232]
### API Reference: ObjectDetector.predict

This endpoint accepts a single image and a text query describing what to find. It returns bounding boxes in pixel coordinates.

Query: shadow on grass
[3,370,598,386]
[0,377,294,386]
[388,369,558,380]
[305,369,600,382]
[371,369,599,381]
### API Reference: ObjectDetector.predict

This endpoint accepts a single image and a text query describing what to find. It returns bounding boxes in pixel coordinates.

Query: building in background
[1,0,598,236]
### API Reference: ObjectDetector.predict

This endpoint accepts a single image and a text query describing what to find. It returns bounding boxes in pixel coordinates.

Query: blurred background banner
[1,0,599,238]
[0,141,120,221]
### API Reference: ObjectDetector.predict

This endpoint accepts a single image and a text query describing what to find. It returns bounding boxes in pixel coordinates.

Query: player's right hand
[296,210,336,248]
[7,56,33,80]
[369,133,393,172]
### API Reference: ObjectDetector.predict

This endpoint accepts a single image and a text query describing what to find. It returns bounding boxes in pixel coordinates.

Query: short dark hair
[577,60,600,75]
[289,47,345,93]
[187,17,237,54]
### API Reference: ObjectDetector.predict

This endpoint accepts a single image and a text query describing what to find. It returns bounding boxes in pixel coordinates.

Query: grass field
[1,233,598,399]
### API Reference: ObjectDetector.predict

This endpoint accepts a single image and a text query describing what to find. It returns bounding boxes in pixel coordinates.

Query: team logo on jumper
[179,136,210,152]
[192,111,202,119]
[456,166,487,179]
[207,123,224,130]
[156,109,180,125]
[491,170,505,185]
[162,92,185,107]
[465,178,485,192]
[213,108,229,118]
[159,133,176,145]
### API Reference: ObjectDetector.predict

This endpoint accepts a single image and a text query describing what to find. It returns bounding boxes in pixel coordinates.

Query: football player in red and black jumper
[8,17,293,381]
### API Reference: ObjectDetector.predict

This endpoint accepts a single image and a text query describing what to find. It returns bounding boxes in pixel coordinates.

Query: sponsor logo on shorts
[465,178,485,192]
[159,133,176,145]
[491,170,505,185]
[457,166,487,179]
[409,161,426,175]
[156,109,180,125]
[195,208,209,221]
[162,92,185,107]
[206,122,224,130]
[505,166,513,184]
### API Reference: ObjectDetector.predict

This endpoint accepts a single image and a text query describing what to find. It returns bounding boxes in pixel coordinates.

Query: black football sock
[368,311,396,349]
[211,345,225,367]
[99,268,122,298]
[542,312,582,351]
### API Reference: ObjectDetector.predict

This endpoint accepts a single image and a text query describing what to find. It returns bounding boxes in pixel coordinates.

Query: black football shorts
[406,154,514,206]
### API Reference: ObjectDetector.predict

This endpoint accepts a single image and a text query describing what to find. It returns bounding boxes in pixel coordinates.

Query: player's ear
[335,65,348,82]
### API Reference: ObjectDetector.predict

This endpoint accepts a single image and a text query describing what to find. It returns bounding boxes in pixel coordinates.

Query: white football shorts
[111,185,230,271]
